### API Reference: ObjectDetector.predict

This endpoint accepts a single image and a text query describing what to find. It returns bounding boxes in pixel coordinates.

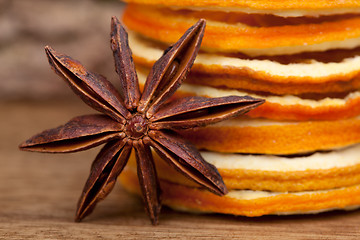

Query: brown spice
[19,17,264,225]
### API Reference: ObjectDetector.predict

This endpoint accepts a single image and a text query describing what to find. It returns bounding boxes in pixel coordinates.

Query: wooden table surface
[1,99,360,239]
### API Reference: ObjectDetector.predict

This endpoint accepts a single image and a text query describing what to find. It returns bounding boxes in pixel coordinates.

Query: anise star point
[19,16,264,225]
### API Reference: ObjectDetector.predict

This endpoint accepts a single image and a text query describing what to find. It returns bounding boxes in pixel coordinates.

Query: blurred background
[0,0,126,100]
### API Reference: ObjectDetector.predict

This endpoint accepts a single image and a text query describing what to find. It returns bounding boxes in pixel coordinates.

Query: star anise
[19,17,264,225]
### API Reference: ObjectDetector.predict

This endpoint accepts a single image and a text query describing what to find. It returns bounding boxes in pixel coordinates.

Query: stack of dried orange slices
[119,0,360,216]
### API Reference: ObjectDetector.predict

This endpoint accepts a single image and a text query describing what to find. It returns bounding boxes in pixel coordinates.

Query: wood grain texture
[1,100,360,239]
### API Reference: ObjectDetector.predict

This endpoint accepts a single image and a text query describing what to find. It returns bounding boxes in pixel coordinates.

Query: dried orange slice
[137,70,360,121]
[123,4,360,56]
[178,117,360,155]
[122,172,360,217]
[123,145,360,192]
[123,0,360,17]
[120,163,360,216]
[129,31,360,95]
